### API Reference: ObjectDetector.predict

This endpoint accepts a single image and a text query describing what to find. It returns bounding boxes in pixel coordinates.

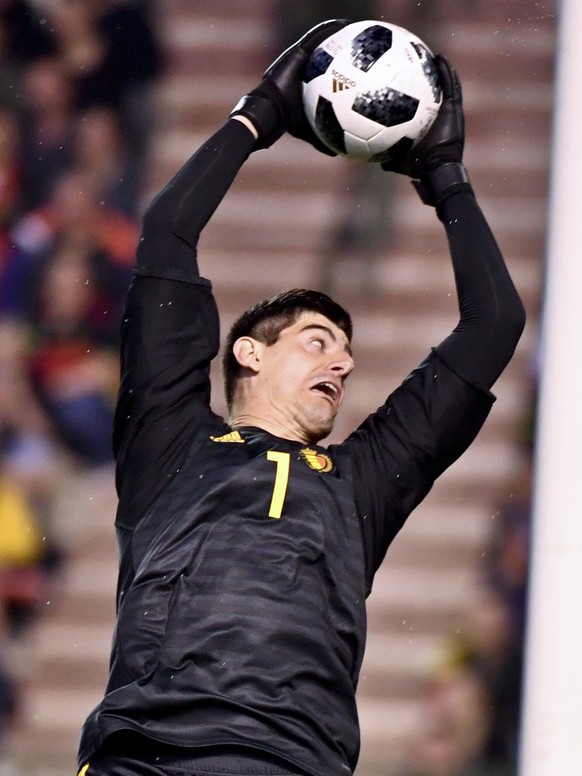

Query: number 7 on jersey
[266,451,290,519]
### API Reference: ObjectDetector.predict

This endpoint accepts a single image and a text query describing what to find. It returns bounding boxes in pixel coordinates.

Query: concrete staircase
[8,2,556,774]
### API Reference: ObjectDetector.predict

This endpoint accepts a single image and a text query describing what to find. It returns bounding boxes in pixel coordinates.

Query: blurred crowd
[0,0,162,760]
[404,443,533,776]
[395,354,537,776]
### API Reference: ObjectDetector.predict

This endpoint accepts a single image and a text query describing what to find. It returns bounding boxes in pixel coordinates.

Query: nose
[329,351,354,378]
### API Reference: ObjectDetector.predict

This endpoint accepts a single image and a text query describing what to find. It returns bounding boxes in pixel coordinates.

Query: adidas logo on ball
[332,70,356,92]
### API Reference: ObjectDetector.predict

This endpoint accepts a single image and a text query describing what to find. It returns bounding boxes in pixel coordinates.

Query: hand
[382,55,472,205]
[231,19,350,151]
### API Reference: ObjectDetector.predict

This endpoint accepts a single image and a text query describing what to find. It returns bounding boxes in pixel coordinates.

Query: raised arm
[347,58,525,586]
[434,187,526,390]
[113,120,256,525]
[383,55,525,387]
[114,20,352,526]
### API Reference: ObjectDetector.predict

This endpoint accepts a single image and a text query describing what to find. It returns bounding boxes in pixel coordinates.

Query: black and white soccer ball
[302,20,443,162]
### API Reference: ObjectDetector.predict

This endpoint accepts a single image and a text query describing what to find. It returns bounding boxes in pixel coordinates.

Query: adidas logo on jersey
[332,70,356,93]
[210,430,245,443]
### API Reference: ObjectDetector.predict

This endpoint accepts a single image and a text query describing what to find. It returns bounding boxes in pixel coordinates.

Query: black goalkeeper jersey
[78,119,523,776]
[78,276,492,776]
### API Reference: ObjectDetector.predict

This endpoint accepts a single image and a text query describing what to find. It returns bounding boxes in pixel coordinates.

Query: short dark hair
[222,288,352,409]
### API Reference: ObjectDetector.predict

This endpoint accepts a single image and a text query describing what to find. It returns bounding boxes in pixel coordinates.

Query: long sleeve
[434,189,526,391]
[135,119,257,280]
[114,119,256,527]
[345,187,526,586]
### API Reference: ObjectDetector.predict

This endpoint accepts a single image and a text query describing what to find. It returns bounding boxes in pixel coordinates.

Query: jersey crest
[299,447,334,473]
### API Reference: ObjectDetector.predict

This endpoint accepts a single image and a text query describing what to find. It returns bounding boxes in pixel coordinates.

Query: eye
[310,337,325,350]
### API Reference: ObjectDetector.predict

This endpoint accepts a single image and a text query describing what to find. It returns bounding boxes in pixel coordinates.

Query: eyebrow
[299,323,352,357]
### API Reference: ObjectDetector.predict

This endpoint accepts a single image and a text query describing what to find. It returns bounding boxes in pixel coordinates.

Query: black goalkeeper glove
[230,19,350,152]
[381,55,473,206]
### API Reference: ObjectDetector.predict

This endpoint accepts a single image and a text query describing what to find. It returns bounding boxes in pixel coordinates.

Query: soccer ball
[302,20,442,162]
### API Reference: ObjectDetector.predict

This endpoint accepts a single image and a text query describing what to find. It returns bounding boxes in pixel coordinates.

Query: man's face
[248,311,354,443]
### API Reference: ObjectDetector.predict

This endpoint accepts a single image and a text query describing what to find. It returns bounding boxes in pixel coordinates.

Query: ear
[232,336,264,373]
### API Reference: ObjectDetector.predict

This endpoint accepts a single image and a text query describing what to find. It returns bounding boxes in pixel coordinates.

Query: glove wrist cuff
[412,162,472,206]
[230,90,285,149]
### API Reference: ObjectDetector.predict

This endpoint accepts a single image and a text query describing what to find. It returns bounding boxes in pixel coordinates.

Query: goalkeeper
[77,20,525,776]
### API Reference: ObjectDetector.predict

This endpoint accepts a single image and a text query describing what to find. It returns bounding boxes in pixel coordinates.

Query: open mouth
[311,381,340,403]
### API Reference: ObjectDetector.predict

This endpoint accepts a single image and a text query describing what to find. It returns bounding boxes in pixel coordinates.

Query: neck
[230,409,312,445]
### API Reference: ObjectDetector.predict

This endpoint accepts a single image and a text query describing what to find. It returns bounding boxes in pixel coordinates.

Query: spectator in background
[47,0,162,186]
[0,460,45,635]
[96,0,163,164]
[18,55,76,211]
[72,106,141,219]
[0,167,134,466]
[408,583,523,776]
[445,589,523,773]
[0,0,56,110]
[0,106,22,267]
[484,415,534,654]
[0,318,61,638]
[0,320,56,506]
[404,664,497,776]
[2,168,137,316]
[23,229,125,467]
[48,0,125,113]
[0,0,56,67]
